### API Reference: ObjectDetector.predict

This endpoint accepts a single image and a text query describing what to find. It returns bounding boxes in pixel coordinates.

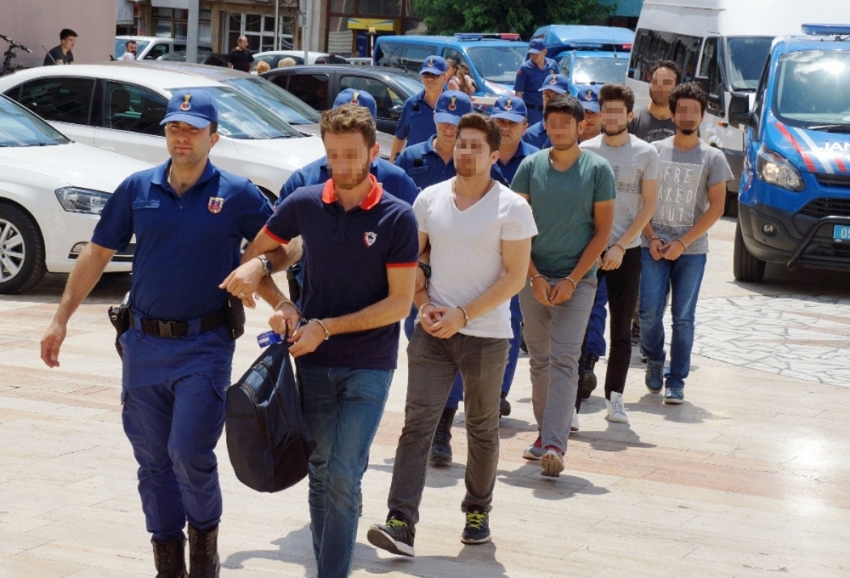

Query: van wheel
[733,219,765,283]
[724,191,738,218]
[0,205,46,294]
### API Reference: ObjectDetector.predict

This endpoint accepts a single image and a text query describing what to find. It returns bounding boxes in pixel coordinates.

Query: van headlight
[55,187,111,214]
[756,146,804,191]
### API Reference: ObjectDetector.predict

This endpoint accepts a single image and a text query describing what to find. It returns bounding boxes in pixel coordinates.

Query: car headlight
[756,146,805,191]
[54,187,111,214]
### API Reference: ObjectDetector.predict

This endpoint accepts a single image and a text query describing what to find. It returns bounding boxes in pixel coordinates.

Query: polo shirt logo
[363,232,377,247]
[180,93,192,111]
[208,197,224,214]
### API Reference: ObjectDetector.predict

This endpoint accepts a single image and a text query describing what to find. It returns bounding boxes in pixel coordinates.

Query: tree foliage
[412,0,614,40]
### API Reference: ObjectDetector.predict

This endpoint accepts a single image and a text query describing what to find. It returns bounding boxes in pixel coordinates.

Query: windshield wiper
[807,124,850,133]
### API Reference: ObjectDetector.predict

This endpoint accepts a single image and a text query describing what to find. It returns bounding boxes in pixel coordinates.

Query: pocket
[616,165,639,188]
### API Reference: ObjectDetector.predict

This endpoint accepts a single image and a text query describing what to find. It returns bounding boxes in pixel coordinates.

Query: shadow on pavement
[630,392,717,423]
[497,463,610,500]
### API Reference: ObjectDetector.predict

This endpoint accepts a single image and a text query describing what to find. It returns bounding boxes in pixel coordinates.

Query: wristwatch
[418,262,431,279]
[257,255,274,276]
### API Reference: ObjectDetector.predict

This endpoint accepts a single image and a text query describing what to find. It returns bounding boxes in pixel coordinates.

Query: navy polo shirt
[92,161,273,321]
[264,175,419,370]
[395,137,509,191]
[394,90,437,147]
[522,121,550,149]
[497,140,540,184]
[514,58,558,109]
[278,156,418,206]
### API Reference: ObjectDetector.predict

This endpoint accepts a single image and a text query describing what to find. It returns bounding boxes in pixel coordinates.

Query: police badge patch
[363,232,377,247]
[208,197,224,214]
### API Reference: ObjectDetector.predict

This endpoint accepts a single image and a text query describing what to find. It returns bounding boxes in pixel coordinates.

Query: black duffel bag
[225,343,313,492]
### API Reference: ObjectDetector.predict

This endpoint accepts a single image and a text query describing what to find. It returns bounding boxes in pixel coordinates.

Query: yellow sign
[347,18,399,33]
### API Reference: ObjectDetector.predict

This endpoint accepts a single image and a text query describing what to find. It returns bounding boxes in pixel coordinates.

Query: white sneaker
[605,392,629,423]
[570,410,580,432]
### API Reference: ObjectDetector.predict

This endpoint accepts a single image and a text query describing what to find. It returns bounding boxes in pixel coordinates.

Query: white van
[626,0,844,212]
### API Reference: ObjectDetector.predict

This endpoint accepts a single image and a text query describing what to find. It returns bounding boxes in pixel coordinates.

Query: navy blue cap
[160,89,218,128]
[333,88,378,120]
[491,96,527,123]
[576,85,600,113]
[434,90,473,125]
[528,38,546,54]
[539,74,570,95]
[420,55,448,75]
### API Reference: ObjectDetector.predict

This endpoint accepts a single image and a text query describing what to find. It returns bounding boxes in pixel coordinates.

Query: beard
[455,159,481,177]
[680,128,697,136]
[650,92,669,107]
[330,161,371,190]
[603,125,628,137]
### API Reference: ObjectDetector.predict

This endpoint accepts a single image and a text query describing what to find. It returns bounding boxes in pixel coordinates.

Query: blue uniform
[497,140,540,184]
[514,58,558,125]
[394,90,438,148]
[92,160,272,541]
[522,121,550,149]
[395,137,509,192]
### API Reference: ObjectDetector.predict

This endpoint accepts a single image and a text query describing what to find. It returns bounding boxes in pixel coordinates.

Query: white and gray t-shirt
[643,137,733,254]
[580,134,660,249]
[413,180,538,339]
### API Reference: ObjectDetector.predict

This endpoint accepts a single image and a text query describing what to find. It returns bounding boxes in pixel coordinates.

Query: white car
[252,50,349,70]
[0,62,326,199]
[115,36,213,61]
[0,95,152,294]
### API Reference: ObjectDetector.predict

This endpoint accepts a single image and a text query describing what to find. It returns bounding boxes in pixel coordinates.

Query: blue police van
[731,25,850,282]
[373,33,528,103]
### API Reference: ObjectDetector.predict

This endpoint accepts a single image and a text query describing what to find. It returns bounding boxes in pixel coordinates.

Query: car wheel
[733,218,765,283]
[0,204,46,294]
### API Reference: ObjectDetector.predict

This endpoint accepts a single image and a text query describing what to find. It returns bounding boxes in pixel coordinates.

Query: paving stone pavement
[1,219,849,577]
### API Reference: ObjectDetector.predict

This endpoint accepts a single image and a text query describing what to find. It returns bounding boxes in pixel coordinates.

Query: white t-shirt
[118,52,135,61]
[413,179,538,339]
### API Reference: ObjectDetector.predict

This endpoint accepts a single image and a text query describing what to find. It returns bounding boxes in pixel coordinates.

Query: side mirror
[389,103,403,120]
[728,91,753,129]
[627,67,635,79]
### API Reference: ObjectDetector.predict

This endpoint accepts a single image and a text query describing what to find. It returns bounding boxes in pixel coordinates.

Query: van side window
[630,29,701,83]
[670,35,701,82]
[699,36,722,98]
[375,41,401,68]
[376,42,439,74]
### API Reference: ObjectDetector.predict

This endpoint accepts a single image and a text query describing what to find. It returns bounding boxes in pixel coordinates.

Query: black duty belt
[130,310,228,338]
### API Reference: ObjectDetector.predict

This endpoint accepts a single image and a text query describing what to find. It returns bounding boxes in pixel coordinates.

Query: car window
[341,75,397,119]
[376,41,439,74]
[104,81,168,136]
[16,77,96,126]
[286,74,330,111]
[145,43,169,60]
[699,37,722,98]
[466,46,526,86]
[173,43,186,52]
[0,95,70,147]
[559,55,572,79]
[224,77,320,124]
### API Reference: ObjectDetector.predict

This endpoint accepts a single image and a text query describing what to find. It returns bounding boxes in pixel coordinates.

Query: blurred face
[238,37,248,50]
[454,127,498,177]
[580,109,601,136]
[447,63,457,77]
[650,67,678,106]
[61,36,76,51]
[324,131,378,189]
[421,71,447,92]
[435,121,458,144]
[166,122,218,168]
[531,50,547,66]
[126,42,137,55]
[673,98,703,135]
[601,100,632,137]
[542,89,560,108]
[545,112,579,151]
[494,117,527,149]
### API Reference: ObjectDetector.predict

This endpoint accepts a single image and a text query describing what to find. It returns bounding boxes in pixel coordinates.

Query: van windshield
[773,50,850,128]
[726,36,774,90]
[466,46,527,87]
[573,56,628,85]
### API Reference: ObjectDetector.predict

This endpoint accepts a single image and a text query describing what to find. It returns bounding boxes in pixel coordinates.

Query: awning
[151,0,190,8]
[347,18,400,33]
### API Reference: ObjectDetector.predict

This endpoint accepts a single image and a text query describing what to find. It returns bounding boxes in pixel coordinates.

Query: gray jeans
[519,277,597,453]
[387,325,508,524]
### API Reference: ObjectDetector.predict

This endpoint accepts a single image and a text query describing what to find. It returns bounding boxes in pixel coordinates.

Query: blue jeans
[584,276,608,359]
[638,249,707,388]
[295,361,393,578]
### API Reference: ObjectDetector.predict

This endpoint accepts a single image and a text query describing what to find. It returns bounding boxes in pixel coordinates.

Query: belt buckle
[157,320,177,338]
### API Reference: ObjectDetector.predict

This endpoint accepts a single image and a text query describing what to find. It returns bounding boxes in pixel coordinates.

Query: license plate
[833,225,850,242]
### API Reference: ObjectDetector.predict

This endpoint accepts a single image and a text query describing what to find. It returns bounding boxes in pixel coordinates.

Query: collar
[321,173,383,210]
[500,141,536,165]
[415,90,436,109]
[152,160,218,194]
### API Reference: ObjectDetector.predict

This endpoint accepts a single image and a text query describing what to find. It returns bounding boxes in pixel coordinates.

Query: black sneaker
[461,509,491,545]
[499,392,511,417]
[579,353,598,399]
[430,408,455,466]
[367,517,415,557]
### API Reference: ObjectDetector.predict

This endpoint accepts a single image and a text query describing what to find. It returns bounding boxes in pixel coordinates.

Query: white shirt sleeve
[500,194,538,241]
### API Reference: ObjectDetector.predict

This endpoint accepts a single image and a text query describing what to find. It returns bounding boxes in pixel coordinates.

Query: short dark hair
[598,83,635,113]
[669,82,708,115]
[320,103,377,149]
[456,113,500,152]
[544,94,584,124]
[209,121,218,135]
[126,40,137,48]
[60,29,77,41]
[650,60,682,86]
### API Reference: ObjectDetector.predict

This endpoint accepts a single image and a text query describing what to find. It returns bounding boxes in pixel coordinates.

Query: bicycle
[0,33,32,77]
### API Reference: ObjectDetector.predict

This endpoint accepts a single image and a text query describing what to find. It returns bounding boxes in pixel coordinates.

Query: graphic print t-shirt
[644,138,732,254]
[629,107,676,144]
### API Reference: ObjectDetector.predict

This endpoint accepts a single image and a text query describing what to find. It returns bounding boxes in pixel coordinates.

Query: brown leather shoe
[188,524,220,578]
[152,536,187,578]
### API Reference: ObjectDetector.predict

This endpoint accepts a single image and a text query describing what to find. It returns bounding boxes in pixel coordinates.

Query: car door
[284,72,332,111]
[94,80,170,165]
[9,76,98,145]
[339,73,402,134]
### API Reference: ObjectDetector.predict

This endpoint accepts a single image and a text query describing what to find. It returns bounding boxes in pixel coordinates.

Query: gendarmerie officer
[522,73,570,149]
[40,89,275,578]
[513,39,558,126]
[390,55,448,161]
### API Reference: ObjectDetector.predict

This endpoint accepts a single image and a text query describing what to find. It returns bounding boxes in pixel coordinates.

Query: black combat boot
[430,408,456,466]
[152,537,188,578]
[579,353,598,399]
[188,524,220,578]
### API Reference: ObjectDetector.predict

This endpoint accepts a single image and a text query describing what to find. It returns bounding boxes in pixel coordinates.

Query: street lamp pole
[187,0,199,64]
